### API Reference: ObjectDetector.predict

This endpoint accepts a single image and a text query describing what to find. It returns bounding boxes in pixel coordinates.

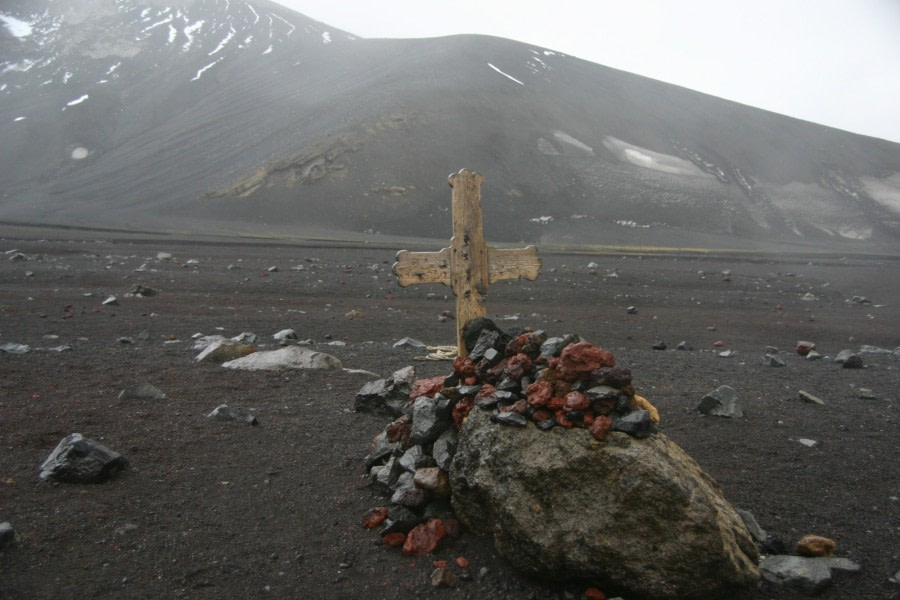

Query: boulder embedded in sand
[450,408,759,599]
[222,346,341,371]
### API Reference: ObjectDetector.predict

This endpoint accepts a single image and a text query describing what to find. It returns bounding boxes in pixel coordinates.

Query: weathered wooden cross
[393,169,542,357]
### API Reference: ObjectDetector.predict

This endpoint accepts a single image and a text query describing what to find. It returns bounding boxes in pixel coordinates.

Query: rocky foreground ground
[0,226,898,599]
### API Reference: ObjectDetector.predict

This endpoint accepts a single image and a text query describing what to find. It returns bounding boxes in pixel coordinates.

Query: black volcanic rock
[1,0,899,252]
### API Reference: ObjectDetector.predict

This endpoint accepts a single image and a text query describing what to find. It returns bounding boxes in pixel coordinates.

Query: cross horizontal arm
[488,246,542,283]
[393,248,451,287]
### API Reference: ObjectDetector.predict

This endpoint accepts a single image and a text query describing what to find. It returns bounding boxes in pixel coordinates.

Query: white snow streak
[246,3,260,24]
[182,20,205,51]
[14,116,26,122]
[0,13,33,37]
[191,57,222,81]
[487,63,524,85]
[321,31,331,44]
[270,13,295,35]
[64,94,89,109]
[106,62,121,75]
[142,14,173,34]
[209,26,235,55]
[168,24,177,44]
[262,45,273,55]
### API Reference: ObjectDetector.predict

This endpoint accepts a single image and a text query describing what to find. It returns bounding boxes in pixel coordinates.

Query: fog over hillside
[2,0,899,252]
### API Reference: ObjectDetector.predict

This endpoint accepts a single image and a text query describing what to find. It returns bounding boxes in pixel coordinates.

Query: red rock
[475,384,497,400]
[564,391,589,411]
[531,409,552,423]
[584,588,606,600]
[432,560,449,568]
[796,534,836,557]
[409,375,446,400]
[547,396,565,411]
[558,342,615,382]
[526,380,553,407]
[589,415,613,441]
[362,506,389,529]
[504,353,534,381]
[796,341,816,356]
[583,412,595,426]
[403,518,446,556]
[385,415,412,445]
[453,356,476,378]
[555,410,573,428]
[455,556,470,569]
[452,397,474,429]
[463,376,478,385]
[713,340,724,347]
[508,399,528,414]
[382,532,406,547]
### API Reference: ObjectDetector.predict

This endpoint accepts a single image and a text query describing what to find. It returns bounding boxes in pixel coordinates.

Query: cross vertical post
[393,169,542,357]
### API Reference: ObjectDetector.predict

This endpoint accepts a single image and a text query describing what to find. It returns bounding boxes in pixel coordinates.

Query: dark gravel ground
[1,226,898,599]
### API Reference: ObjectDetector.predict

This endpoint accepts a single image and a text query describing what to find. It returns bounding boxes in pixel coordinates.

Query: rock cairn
[357,318,660,557]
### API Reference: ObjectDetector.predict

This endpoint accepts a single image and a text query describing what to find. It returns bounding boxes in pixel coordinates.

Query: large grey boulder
[39,433,129,484]
[450,408,759,600]
[222,346,341,371]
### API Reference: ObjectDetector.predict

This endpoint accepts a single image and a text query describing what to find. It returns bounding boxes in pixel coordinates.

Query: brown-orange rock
[504,353,534,381]
[430,566,461,588]
[558,342,615,382]
[526,380,553,407]
[362,506,389,529]
[382,532,406,547]
[589,415,613,441]
[414,467,451,498]
[796,534,836,557]
[385,415,412,446]
[555,410,573,428]
[403,518,446,556]
[632,395,660,423]
[796,341,816,356]
[584,588,606,600]
[455,556,470,569]
[409,375,446,400]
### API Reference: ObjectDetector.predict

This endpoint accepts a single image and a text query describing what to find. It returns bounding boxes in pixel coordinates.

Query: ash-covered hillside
[2,0,899,251]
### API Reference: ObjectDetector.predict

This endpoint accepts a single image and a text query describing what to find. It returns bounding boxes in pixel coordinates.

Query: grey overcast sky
[273,0,900,144]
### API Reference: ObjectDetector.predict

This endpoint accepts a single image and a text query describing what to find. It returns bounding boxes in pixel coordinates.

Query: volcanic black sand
[1,225,898,599]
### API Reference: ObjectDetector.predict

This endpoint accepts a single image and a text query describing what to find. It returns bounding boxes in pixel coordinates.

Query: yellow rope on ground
[414,345,458,361]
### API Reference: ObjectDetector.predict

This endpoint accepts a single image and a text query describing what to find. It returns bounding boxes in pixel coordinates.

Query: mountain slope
[2,0,899,251]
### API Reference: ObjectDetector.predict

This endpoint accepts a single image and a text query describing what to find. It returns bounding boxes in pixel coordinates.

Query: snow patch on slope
[603,137,709,177]
[0,13,33,37]
[862,173,900,214]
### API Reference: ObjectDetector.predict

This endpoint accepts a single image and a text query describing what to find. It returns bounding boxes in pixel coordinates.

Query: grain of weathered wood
[392,169,541,357]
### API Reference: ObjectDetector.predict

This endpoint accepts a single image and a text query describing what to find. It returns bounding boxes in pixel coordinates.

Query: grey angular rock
[273,328,298,341]
[698,385,745,418]
[195,340,257,363]
[490,411,528,427]
[0,343,30,354]
[0,522,19,549]
[364,431,398,469]
[393,337,427,349]
[222,346,341,371]
[39,433,129,484]
[762,353,786,367]
[451,409,759,599]
[118,383,167,401]
[799,390,825,405]
[611,409,654,438]
[432,428,458,471]
[760,555,861,595]
[410,396,451,445]
[379,505,422,535]
[354,367,415,416]
[736,509,767,542]
[206,404,258,425]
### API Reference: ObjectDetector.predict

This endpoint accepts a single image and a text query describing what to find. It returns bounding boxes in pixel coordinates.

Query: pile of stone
[356,318,660,556]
